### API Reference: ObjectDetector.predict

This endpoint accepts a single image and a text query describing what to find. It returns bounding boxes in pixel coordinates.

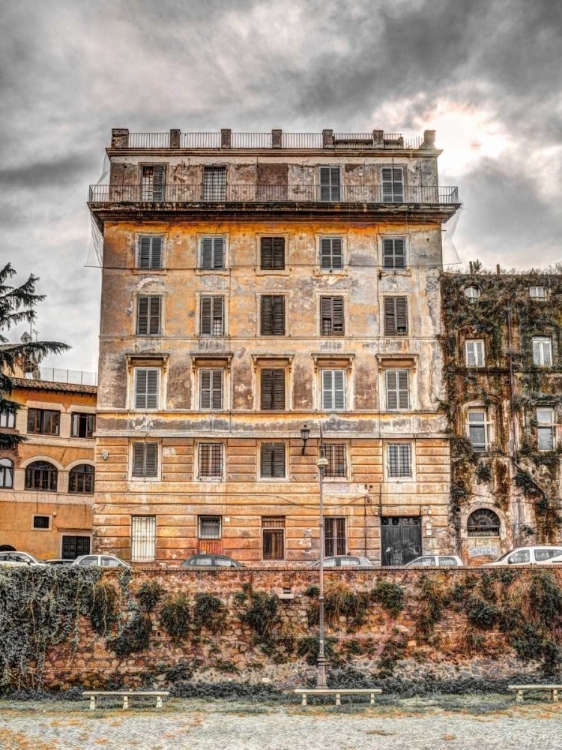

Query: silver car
[404,555,463,568]
[485,546,562,566]
[0,551,47,566]
[310,555,375,568]
[71,554,131,569]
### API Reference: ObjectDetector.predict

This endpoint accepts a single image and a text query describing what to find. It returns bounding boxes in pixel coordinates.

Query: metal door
[381,517,422,566]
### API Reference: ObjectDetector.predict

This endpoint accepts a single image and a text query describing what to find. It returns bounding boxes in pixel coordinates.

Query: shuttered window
[137,296,161,335]
[324,444,347,478]
[141,165,165,201]
[383,238,406,269]
[131,516,156,562]
[138,236,163,269]
[260,443,286,479]
[533,337,553,366]
[201,236,225,269]
[325,517,346,556]
[465,340,485,367]
[382,167,404,202]
[199,443,223,479]
[320,296,344,336]
[260,296,285,336]
[134,368,159,409]
[199,369,223,410]
[260,237,285,270]
[260,369,285,410]
[384,297,408,336]
[132,442,159,478]
[203,167,226,201]
[387,444,412,478]
[320,237,343,270]
[386,370,409,410]
[262,516,285,560]
[322,370,345,411]
[320,167,341,201]
[200,296,225,336]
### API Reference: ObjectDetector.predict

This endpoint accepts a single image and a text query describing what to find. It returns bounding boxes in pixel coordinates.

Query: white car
[484,545,562,566]
[71,554,131,569]
[404,555,463,567]
[0,551,47,566]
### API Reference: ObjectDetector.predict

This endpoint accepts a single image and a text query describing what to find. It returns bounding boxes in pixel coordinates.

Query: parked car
[0,551,47,566]
[404,555,463,568]
[180,554,243,569]
[309,555,375,568]
[46,559,74,565]
[71,554,131,569]
[484,545,562,566]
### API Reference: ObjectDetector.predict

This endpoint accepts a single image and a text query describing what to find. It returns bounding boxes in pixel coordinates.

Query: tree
[0,263,70,450]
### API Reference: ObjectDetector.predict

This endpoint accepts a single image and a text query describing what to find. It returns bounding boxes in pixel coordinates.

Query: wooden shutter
[260,237,285,271]
[200,296,223,335]
[200,297,212,334]
[322,370,345,410]
[384,298,396,335]
[386,370,409,410]
[137,297,161,335]
[272,297,285,335]
[333,371,345,410]
[132,443,145,476]
[261,369,285,410]
[383,238,405,269]
[261,296,285,335]
[398,370,409,409]
[152,165,165,200]
[395,297,408,334]
[260,442,285,478]
[139,237,151,268]
[145,443,158,476]
[135,369,159,409]
[384,297,408,335]
[213,237,224,268]
[200,370,223,410]
[201,238,214,269]
[320,297,344,336]
[320,238,343,270]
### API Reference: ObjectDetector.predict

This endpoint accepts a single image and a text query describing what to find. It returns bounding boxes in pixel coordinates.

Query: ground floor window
[467,509,500,537]
[262,516,285,560]
[325,517,346,557]
[198,515,222,554]
[61,535,91,560]
[131,516,156,561]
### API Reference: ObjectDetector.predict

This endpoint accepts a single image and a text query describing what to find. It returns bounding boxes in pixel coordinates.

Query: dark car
[180,554,243,569]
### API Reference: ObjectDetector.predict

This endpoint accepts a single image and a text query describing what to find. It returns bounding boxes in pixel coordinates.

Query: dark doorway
[381,517,422,566]
[62,536,91,559]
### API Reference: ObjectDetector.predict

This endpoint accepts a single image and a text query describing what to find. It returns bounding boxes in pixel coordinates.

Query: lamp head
[317,456,329,468]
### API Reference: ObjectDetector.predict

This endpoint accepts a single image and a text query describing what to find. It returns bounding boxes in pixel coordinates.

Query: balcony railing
[89,184,459,205]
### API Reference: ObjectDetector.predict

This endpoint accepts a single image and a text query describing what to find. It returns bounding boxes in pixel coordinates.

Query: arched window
[464,286,480,303]
[25,461,57,492]
[467,509,500,537]
[0,458,14,489]
[69,464,95,494]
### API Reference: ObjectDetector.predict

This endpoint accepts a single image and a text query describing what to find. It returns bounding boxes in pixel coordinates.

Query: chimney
[111,128,129,148]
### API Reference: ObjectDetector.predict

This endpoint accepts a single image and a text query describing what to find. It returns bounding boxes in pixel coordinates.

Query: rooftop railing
[37,368,98,386]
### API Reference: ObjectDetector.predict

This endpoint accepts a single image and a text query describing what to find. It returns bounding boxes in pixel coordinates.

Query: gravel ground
[0,695,561,750]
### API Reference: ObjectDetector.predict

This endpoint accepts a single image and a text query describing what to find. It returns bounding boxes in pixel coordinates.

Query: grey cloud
[0,153,95,188]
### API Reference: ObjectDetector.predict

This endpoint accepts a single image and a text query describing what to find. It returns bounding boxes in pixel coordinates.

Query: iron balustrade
[128,133,171,148]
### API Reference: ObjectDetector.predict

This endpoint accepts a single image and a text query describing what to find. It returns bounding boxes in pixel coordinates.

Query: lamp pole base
[316,655,327,689]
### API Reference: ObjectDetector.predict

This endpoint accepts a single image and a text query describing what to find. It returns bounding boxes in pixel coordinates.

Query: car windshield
[492,550,512,563]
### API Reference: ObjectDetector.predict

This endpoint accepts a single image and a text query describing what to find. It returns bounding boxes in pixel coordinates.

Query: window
[533,337,553,366]
[508,549,530,564]
[199,369,224,410]
[387,444,412,478]
[199,443,223,479]
[141,165,165,201]
[468,409,488,451]
[0,409,15,428]
[535,548,562,562]
[320,296,344,336]
[464,286,480,303]
[61,536,90,559]
[467,509,500,537]
[530,286,547,300]
[200,296,225,336]
[260,442,286,479]
[385,370,409,410]
[384,297,408,336]
[27,408,60,435]
[71,413,95,438]
[320,237,343,270]
[25,461,57,491]
[201,236,225,270]
[465,340,485,367]
[323,444,347,478]
[134,368,159,409]
[131,516,156,562]
[132,442,159,478]
[260,369,285,410]
[203,167,226,201]
[138,236,163,269]
[537,408,555,451]
[262,517,285,560]
[260,296,285,336]
[33,515,50,530]
[198,515,221,539]
[69,464,95,494]
[322,370,345,411]
[0,458,14,488]
[382,238,406,269]
[382,167,404,202]
[325,518,346,556]
[260,237,285,271]
[319,166,341,201]
[137,296,161,335]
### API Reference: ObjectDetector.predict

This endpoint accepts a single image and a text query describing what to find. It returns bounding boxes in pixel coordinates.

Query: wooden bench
[83,690,169,710]
[508,685,562,703]
[294,688,382,706]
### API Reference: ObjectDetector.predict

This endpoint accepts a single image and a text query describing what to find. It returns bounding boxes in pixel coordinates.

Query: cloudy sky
[1,0,561,372]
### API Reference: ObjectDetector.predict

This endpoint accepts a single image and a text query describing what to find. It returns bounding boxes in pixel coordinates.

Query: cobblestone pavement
[1,695,562,750]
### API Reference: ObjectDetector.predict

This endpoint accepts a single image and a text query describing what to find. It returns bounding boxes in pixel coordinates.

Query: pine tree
[0,263,70,450]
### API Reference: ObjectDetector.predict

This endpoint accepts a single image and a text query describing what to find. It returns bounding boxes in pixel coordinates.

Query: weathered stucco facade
[89,128,460,565]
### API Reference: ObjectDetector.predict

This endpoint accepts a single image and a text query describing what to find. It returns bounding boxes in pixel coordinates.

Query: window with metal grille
[71,412,95,438]
[382,167,404,202]
[136,296,161,336]
[33,515,50,530]
[322,370,345,411]
[324,444,347,478]
[0,409,15,428]
[198,515,222,539]
[467,509,500,537]
[468,410,488,452]
[25,461,57,491]
[131,516,156,561]
[384,297,408,336]
[203,167,226,201]
[260,369,285,410]
[382,238,406,269]
[320,296,344,336]
[260,237,285,271]
[464,286,480,303]
[262,516,285,560]
[201,236,225,269]
[199,443,223,479]
[199,369,224,410]
[61,535,90,559]
[138,236,163,269]
[387,444,412,478]
[141,165,165,201]
[533,337,553,366]
[260,443,286,478]
[134,368,159,409]
[320,237,343,270]
[465,340,485,367]
[530,286,547,300]
[319,166,341,201]
[0,458,13,489]
[69,464,95,494]
[131,442,159,478]
[200,296,225,336]
[27,408,60,436]
[260,296,285,336]
[537,408,555,451]
[325,517,346,556]
[385,370,409,410]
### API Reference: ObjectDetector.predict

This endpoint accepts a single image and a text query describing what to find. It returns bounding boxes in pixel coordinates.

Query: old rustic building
[88,127,460,565]
[441,270,562,563]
